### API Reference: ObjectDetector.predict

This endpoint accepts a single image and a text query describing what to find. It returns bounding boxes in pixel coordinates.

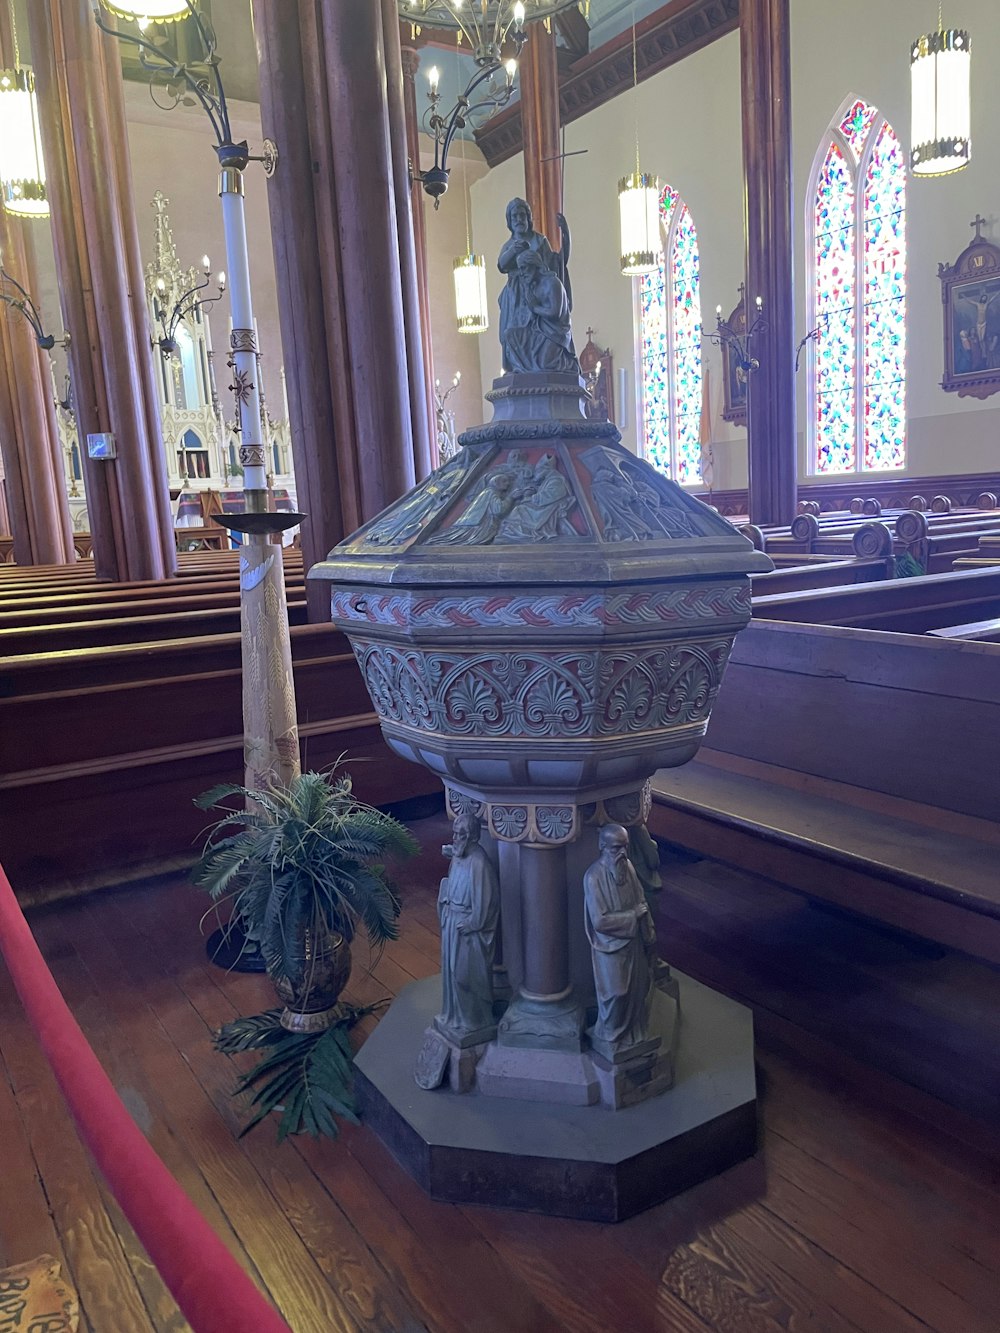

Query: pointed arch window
[809,98,907,474]
[637,185,703,484]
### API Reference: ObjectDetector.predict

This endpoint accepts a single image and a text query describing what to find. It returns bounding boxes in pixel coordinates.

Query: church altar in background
[51,192,296,539]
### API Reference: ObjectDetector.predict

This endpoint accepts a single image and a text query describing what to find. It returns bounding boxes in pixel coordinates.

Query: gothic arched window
[809,98,906,474]
[637,185,702,484]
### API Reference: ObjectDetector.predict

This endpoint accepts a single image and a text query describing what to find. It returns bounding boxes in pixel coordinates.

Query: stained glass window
[810,100,906,474]
[638,185,702,484]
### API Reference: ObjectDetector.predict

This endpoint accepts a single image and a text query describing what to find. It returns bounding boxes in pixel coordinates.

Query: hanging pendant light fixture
[910,5,971,177]
[451,63,488,336]
[619,171,661,276]
[618,5,661,276]
[454,253,489,334]
[0,0,48,221]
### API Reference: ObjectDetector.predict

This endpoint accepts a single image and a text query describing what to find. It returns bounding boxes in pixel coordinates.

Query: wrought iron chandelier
[910,7,971,177]
[405,1,580,203]
[418,52,520,204]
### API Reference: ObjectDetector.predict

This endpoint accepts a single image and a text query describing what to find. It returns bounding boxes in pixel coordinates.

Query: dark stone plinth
[355,971,757,1221]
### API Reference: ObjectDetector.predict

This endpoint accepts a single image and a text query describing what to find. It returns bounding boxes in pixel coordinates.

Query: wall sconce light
[0,259,67,348]
[152,256,226,358]
[707,293,766,378]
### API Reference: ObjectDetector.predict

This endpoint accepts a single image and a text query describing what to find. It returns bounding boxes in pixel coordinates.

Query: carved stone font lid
[312,372,771,590]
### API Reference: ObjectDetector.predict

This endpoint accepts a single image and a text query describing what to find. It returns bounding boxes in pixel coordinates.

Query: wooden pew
[0,625,370,772]
[927,619,1000,643]
[0,600,310,654]
[649,618,1000,964]
[0,580,306,626]
[0,572,247,608]
[0,622,440,903]
[754,565,1000,633]
[751,556,893,596]
[0,549,303,595]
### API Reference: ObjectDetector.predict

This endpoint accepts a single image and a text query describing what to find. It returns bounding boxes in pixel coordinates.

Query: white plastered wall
[463,0,1000,488]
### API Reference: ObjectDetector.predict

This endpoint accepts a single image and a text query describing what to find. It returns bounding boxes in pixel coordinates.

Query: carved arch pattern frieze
[354,637,734,740]
[445,787,579,845]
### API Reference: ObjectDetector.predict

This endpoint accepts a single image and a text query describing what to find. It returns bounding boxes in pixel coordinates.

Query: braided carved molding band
[331,582,750,632]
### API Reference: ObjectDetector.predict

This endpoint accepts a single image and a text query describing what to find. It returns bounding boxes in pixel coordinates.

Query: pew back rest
[707,619,1000,823]
[753,565,1000,631]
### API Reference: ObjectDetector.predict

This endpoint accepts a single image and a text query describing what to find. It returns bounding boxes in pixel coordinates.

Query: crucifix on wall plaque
[938,213,1000,400]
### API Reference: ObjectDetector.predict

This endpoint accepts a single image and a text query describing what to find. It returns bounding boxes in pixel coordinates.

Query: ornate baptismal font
[312,199,771,1219]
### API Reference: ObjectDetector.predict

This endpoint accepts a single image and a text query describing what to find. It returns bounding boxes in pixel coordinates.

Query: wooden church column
[0,12,73,567]
[0,220,74,566]
[29,0,176,582]
[321,0,417,516]
[255,0,427,615]
[383,2,434,481]
[400,38,438,468]
[741,0,797,527]
[520,20,561,250]
[253,0,353,621]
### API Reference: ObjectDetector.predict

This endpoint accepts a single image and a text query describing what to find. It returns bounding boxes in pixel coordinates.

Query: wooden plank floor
[1,811,999,1332]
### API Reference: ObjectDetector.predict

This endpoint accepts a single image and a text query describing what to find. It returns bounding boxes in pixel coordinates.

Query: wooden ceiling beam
[554,6,590,58]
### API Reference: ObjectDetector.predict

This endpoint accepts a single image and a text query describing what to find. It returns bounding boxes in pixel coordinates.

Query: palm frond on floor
[215,1002,384,1140]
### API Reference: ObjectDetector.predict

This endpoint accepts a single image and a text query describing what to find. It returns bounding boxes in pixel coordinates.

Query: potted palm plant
[195,769,417,1031]
[194,769,419,1139]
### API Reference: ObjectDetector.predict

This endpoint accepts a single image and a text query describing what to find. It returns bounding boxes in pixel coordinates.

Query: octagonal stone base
[355,971,757,1222]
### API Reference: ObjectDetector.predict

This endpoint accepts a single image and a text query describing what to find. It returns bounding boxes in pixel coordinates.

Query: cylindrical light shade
[454,253,488,335]
[0,69,47,218]
[618,171,662,276]
[98,0,190,19]
[910,28,971,176]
